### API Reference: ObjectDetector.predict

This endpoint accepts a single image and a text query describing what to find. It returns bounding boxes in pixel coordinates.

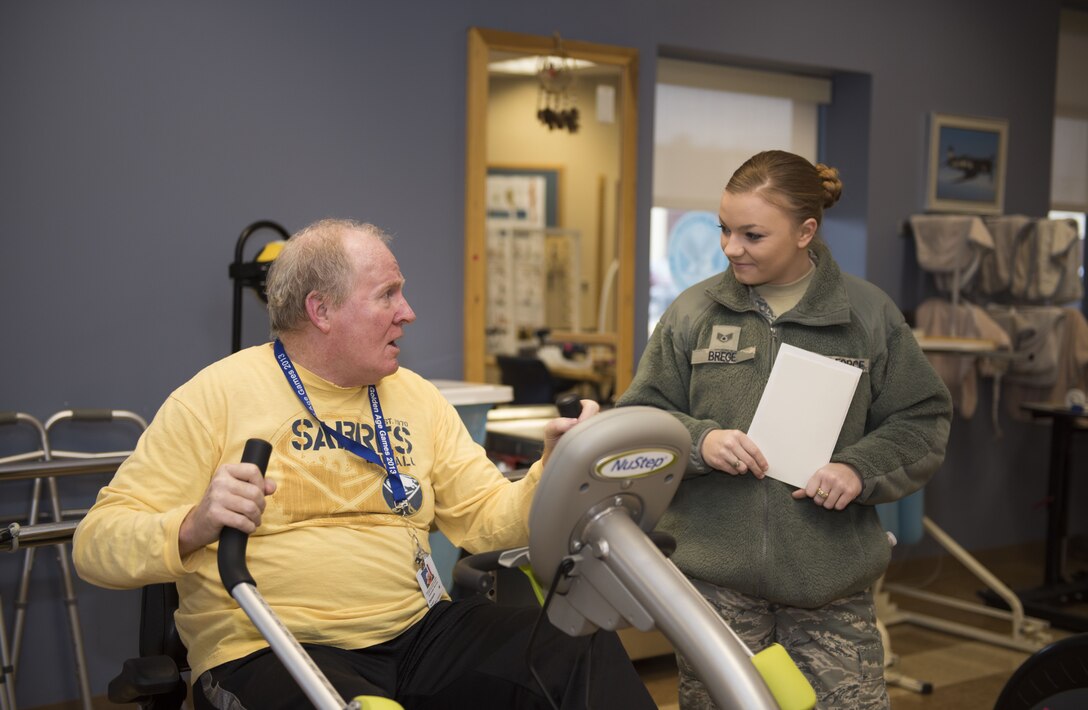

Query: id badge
[416,553,446,608]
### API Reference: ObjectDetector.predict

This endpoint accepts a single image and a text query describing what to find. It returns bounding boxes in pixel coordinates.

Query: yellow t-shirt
[73,343,541,679]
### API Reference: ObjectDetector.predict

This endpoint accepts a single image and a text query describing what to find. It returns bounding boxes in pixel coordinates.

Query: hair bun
[815,163,843,209]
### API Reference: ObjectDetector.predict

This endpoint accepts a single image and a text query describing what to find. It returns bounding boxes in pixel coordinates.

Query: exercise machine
[465,405,816,709]
[114,408,815,708]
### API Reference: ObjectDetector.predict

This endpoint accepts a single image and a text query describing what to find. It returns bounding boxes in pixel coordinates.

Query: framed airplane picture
[925,112,1008,214]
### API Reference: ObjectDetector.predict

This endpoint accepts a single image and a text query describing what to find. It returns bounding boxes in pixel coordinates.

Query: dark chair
[993,633,1088,709]
[495,354,577,405]
[108,583,189,709]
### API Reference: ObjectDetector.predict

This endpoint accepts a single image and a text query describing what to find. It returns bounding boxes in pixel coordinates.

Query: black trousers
[194,596,655,709]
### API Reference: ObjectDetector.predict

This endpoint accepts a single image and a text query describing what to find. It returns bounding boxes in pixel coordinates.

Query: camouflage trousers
[676,579,888,709]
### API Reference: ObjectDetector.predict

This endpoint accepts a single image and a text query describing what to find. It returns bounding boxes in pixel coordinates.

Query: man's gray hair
[265,218,392,336]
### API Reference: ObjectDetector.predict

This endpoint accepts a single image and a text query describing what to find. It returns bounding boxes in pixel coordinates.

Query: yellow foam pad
[751,643,816,710]
[352,696,404,710]
[256,241,286,262]
[519,565,546,606]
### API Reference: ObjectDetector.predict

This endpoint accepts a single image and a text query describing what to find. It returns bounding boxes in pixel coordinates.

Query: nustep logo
[595,449,676,479]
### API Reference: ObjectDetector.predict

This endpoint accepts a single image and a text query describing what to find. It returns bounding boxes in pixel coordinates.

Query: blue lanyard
[273,339,411,511]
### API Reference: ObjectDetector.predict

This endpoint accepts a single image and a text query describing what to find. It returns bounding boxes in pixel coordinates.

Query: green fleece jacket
[618,242,952,608]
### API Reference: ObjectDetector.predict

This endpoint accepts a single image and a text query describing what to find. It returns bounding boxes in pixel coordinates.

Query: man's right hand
[178,463,277,557]
[540,398,600,469]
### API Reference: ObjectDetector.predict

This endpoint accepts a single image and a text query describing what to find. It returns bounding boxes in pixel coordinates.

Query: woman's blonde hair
[726,150,843,227]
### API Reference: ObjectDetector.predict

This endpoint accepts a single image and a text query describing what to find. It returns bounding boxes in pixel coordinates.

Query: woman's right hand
[701,429,768,478]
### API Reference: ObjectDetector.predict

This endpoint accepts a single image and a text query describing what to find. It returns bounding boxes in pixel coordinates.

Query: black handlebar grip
[555,392,583,419]
[218,438,273,593]
[451,549,504,595]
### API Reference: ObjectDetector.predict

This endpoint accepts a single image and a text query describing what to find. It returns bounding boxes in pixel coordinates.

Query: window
[1051,116,1088,212]
[649,59,830,335]
[1051,10,1088,315]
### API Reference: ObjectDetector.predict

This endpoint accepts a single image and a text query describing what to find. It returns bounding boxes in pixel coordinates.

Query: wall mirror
[463,27,638,402]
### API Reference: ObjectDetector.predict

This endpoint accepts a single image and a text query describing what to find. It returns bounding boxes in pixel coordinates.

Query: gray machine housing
[528,406,781,709]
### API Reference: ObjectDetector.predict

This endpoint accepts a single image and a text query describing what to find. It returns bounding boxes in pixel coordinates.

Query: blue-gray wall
[0,1,1070,706]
